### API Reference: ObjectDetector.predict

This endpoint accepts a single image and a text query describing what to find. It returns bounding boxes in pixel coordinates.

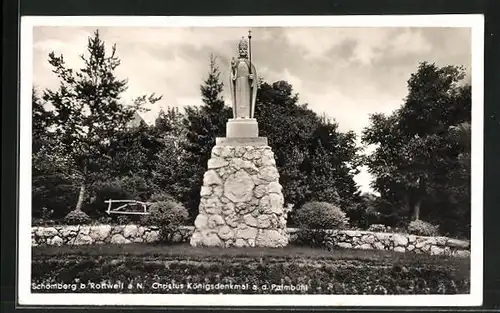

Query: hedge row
[32,250,469,294]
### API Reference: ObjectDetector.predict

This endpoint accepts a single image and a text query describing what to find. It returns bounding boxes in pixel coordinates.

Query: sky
[31,26,471,194]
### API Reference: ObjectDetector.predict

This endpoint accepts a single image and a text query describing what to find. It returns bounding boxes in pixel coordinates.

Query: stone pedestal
[226,118,259,138]
[190,138,289,248]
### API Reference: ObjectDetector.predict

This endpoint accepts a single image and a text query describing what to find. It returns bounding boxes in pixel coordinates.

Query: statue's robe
[230,58,257,118]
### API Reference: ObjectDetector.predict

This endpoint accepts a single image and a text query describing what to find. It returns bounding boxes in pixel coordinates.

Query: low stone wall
[31,225,192,246]
[288,229,470,258]
[31,224,470,258]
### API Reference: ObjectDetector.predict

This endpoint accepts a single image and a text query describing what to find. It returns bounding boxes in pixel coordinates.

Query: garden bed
[32,243,470,294]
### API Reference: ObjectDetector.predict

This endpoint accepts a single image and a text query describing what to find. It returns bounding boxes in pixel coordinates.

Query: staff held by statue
[248,30,252,75]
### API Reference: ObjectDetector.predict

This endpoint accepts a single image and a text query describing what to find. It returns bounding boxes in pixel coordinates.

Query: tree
[105,123,163,179]
[32,88,79,218]
[179,54,232,218]
[426,121,471,236]
[183,54,231,160]
[304,117,361,205]
[255,81,361,218]
[154,107,185,138]
[255,81,318,207]
[32,87,54,147]
[150,107,189,201]
[41,29,161,216]
[362,62,471,236]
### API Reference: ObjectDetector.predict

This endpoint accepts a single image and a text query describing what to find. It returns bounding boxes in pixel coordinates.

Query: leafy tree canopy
[362,62,471,237]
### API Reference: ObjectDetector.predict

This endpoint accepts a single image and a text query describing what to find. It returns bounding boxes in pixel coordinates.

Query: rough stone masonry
[190,140,289,248]
[190,34,289,248]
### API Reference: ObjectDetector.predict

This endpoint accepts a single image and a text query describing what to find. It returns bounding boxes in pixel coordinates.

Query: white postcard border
[18,14,484,307]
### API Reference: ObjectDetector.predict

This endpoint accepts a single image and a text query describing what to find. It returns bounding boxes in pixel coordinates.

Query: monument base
[226,118,258,138]
[216,137,267,146]
[190,138,289,248]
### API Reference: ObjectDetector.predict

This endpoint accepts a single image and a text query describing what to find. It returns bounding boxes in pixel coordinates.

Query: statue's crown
[238,37,249,50]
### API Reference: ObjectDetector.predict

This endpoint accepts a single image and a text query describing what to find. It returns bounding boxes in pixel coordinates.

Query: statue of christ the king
[229,36,258,119]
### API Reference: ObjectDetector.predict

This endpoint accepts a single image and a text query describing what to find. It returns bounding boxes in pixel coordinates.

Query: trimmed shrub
[293,202,348,246]
[140,198,189,243]
[148,191,177,203]
[295,201,349,230]
[63,210,91,225]
[408,220,440,236]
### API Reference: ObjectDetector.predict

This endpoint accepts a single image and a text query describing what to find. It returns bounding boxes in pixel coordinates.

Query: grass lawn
[31,243,470,295]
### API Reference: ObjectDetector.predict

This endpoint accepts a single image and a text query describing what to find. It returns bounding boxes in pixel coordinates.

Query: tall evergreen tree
[41,29,161,216]
[180,54,232,218]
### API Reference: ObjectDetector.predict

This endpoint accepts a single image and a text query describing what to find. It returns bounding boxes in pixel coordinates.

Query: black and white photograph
[19,15,484,307]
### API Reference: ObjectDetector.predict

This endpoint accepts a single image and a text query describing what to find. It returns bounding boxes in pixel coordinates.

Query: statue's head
[238,37,249,59]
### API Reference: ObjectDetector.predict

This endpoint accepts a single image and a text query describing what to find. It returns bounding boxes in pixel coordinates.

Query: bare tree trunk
[74,161,88,211]
[75,182,86,211]
[411,177,425,221]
